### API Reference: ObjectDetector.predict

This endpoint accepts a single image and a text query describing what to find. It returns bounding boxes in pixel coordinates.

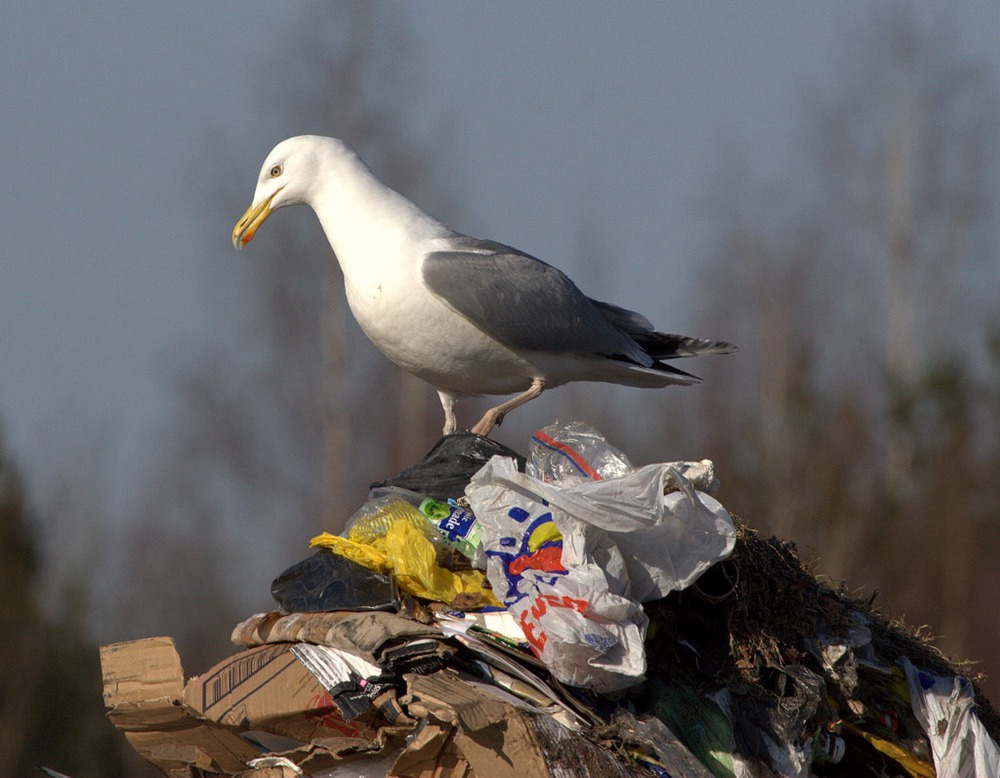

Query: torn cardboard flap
[100,637,261,775]
[398,670,651,778]
[403,670,514,733]
[401,670,548,778]
[389,720,475,778]
[100,636,185,708]
[280,728,409,775]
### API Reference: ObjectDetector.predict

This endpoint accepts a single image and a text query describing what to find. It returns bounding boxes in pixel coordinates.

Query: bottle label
[439,505,476,539]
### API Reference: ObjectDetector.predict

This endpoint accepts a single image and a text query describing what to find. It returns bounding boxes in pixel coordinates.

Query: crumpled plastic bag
[311,520,500,608]
[465,454,736,692]
[900,656,1000,777]
[371,431,526,500]
[310,533,392,574]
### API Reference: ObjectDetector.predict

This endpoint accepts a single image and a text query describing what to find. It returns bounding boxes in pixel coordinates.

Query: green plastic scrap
[646,677,737,778]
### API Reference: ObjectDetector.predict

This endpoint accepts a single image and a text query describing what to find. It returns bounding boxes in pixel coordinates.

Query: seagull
[233,136,735,436]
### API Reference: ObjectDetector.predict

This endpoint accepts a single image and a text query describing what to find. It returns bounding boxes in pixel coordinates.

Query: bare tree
[682,8,1000,682]
[803,9,1000,502]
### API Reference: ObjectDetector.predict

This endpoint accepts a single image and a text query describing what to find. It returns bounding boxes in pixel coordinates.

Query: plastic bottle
[418,497,483,565]
[346,493,440,547]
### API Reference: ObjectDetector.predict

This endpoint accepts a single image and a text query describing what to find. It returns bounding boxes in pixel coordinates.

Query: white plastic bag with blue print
[900,656,1000,777]
[466,454,736,692]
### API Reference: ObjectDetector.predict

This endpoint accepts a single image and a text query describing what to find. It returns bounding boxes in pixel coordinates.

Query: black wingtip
[633,332,738,359]
[652,360,702,382]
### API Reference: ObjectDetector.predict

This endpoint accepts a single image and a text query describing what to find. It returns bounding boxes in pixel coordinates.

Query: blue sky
[2,2,998,510]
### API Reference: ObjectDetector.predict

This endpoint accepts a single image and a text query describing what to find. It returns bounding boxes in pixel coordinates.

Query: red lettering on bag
[519,610,547,654]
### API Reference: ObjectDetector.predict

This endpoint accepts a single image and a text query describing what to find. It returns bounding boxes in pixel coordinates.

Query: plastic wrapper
[466,455,736,692]
[528,420,720,494]
[900,657,1000,777]
[418,496,483,565]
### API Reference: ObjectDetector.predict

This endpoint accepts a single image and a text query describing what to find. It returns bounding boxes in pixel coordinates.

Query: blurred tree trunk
[883,104,918,503]
[320,253,354,532]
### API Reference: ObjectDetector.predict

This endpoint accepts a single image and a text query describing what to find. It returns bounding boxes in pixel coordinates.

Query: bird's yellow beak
[232,187,283,249]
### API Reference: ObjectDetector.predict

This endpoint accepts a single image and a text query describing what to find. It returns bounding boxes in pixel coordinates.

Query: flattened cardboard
[100,637,260,776]
[184,642,384,744]
[231,610,443,663]
[102,637,413,776]
[389,721,475,778]
[399,670,643,778]
[401,671,548,778]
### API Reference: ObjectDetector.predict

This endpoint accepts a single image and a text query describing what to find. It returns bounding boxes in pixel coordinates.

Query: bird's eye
[269,164,283,178]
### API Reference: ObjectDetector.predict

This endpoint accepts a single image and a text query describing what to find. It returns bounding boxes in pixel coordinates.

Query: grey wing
[587,299,655,334]
[421,237,652,366]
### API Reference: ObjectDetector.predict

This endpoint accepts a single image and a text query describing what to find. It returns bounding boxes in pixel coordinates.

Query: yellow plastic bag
[310,532,390,574]
[311,520,500,608]
[384,520,500,606]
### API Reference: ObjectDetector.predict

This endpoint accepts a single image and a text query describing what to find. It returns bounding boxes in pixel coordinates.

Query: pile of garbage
[101,423,1000,777]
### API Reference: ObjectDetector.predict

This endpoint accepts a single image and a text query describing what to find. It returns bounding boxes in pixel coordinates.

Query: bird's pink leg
[471,378,545,437]
[437,390,460,435]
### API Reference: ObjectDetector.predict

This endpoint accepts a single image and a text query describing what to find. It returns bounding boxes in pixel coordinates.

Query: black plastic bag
[271,550,397,612]
[371,432,525,500]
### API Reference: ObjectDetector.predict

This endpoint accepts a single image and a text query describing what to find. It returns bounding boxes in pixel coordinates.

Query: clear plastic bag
[348,486,484,567]
[345,490,439,547]
[528,420,720,493]
[527,420,635,483]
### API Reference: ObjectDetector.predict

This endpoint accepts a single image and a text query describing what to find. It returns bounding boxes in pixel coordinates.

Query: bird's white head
[232,135,353,249]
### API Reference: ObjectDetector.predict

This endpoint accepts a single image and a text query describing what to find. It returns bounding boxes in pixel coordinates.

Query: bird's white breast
[341,244,537,396]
